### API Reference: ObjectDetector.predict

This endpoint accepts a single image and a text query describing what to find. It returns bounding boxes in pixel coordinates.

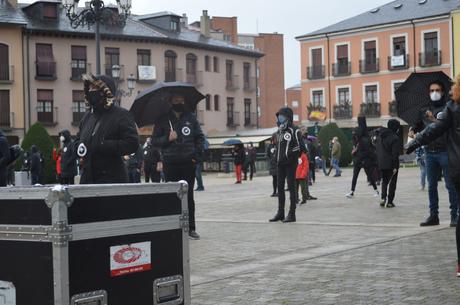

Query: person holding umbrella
[232,142,245,184]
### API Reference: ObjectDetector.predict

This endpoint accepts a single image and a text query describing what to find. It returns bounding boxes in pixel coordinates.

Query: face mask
[59,136,65,142]
[172,103,185,112]
[430,91,442,102]
[87,91,104,107]
[277,115,288,126]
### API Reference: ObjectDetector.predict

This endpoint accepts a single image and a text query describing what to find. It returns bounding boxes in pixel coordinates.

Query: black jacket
[275,107,307,165]
[152,111,204,164]
[233,146,245,165]
[77,106,139,184]
[376,128,400,170]
[30,146,41,176]
[353,116,376,168]
[266,143,278,176]
[127,145,144,170]
[59,130,78,178]
[143,143,160,166]
[0,130,10,171]
[414,100,460,181]
[413,102,448,152]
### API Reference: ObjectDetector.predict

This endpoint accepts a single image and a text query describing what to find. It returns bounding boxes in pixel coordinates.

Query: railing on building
[307,104,326,120]
[244,112,257,127]
[186,71,203,87]
[419,51,442,67]
[226,75,240,91]
[105,64,124,80]
[332,62,351,77]
[0,65,14,83]
[36,61,57,80]
[333,103,352,120]
[226,111,240,127]
[359,59,380,74]
[196,110,204,126]
[388,54,409,70]
[360,102,381,118]
[70,62,91,81]
[307,65,325,80]
[0,112,14,129]
[71,106,86,126]
[37,106,58,126]
[389,100,398,117]
[243,76,256,92]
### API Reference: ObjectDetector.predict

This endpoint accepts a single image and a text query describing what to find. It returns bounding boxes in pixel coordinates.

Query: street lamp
[62,0,132,75]
[111,64,135,99]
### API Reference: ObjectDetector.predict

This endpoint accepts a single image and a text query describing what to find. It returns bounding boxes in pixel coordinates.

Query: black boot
[269,211,285,222]
[283,211,296,223]
[420,215,439,227]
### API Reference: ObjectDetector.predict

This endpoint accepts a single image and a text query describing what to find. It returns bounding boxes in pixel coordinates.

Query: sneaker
[300,199,307,204]
[457,265,460,277]
[270,193,278,197]
[189,231,200,240]
[345,192,354,198]
[373,190,380,197]
[420,185,425,191]
[385,202,395,208]
[195,187,205,191]
[235,181,242,184]
[307,195,317,200]
[420,215,440,227]
[380,199,386,207]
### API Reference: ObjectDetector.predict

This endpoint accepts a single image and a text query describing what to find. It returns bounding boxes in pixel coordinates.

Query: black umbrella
[395,71,452,126]
[129,82,206,127]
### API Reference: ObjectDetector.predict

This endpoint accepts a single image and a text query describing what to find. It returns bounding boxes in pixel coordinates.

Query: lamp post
[111,65,135,101]
[62,0,132,75]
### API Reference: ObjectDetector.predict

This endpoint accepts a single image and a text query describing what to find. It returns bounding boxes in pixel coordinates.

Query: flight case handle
[71,290,108,305]
[153,275,184,305]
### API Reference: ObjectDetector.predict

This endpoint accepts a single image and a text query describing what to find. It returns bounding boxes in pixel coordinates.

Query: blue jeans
[417,159,426,188]
[331,157,341,176]
[426,151,459,218]
[195,162,204,190]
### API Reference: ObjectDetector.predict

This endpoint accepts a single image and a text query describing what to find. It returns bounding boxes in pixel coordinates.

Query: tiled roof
[135,11,181,20]
[297,0,460,39]
[0,0,27,25]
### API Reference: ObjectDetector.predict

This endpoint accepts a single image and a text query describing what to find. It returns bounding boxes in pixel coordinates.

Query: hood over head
[387,119,401,133]
[31,145,38,153]
[355,115,368,138]
[83,73,117,110]
[59,129,71,142]
[276,107,294,123]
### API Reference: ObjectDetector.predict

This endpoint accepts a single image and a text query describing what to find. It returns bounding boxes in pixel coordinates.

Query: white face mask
[430,91,442,102]
[59,136,65,142]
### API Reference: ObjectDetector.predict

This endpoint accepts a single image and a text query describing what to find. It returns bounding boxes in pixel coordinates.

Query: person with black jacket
[151,93,205,240]
[143,137,161,183]
[244,143,257,180]
[58,129,77,184]
[406,74,460,276]
[376,119,401,208]
[127,145,143,183]
[266,134,278,197]
[0,130,10,187]
[232,144,245,184]
[30,145,42,185]
[269,107,307,223]
[76,74,139,184]
[346,116,379,198]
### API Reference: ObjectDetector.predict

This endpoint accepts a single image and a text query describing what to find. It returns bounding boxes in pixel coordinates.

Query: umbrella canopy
[223,139,243,146]
[307,135,317,142]
[395,72,452,126]
[129,82,206,127]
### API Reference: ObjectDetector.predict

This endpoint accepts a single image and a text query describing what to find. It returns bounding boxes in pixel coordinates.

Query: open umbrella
[129,82,206,127]
[223,139,243,146]
[395,72,452,126]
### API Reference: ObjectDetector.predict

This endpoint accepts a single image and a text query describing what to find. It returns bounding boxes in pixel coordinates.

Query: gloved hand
[405,139,419,155]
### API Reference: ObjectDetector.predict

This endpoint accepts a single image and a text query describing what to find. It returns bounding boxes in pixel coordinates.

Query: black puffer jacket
[266,143,278,176]
[59,129,78,179]
[0,130,10,172]
[353,116,376,168]
[413,101,448,152]
[413,100,460,182]
[376,120,400,170]
[77,105,139,184]
[275,107,306,165]
[143,143,160,166]
[152,111,204,164]
[233,145,245,165]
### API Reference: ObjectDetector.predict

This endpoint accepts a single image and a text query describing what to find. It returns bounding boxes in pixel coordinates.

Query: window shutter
[71,46,86,60]
[337,45,348,59]
[37,89,53,101]
[364,41,376,50]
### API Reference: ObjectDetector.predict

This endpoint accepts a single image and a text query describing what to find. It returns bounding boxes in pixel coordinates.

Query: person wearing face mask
[76,74,139,184]
[151,94,205,240]
[269,107,307,223]
[412,81,459,227]
[57,130,77,184]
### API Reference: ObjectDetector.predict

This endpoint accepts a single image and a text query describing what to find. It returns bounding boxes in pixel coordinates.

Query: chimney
[85,1,91,9]
[8,0,18,8]
[200,10,210,38]
[181,13,188,27]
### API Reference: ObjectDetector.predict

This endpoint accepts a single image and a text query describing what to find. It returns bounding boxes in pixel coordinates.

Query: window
[311,48,322,66]
[422,31,440,66]
[186,53,197,76]
[223,34,232,42]
[37,89,54,123]
[72,90,86,124]
[392,82,404,99]
[170,20,178,31]
[244,99,251,126]
[105,47,120,77]
[243,63,251,89]
[205,55,211,72]
[43,3,57,19]
[227,97,235,125]
[205,94,211,111]
[293,114,300,122]
[337,87,350,105]
[36,43,55,77]
[71,46,87,79]
[424,31,438,54]
[213,56,219,72]
[0,43,9,81]
[137,49,151,66]
[365,85,378,103]
[214,95,220,111]
[0,90,10,127]
[392,36,406,56]
[334,44,350,75]
[336,44,349,64]
[364,40,377,65]
[312,90,324,107]
[292,100,299,108]
[164,50,177,82]
[226,60,234,87]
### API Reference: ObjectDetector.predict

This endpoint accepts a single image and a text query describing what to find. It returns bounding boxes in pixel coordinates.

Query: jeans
[321,158,330,176]
[331,157,341,176]
[417,159,427,188]
[426,152,459,218]
[195,162,204,190]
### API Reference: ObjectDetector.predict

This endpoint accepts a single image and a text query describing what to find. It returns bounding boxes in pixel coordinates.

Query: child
[296,151,309,204]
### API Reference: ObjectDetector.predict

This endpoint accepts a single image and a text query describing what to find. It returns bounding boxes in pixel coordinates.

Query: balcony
[0,65,14,83]
[226,111,240,127]
[35,61,56,80]
[359,59,380,74]
[307,104,326,121]
[226,75,240,91]
[307,65,325,80]
[419,51,442,67]
[332,62,351,77]
[0,112,14,129]
[71,109,86,127]
[388,54,409,70]
[70,62,91,81]
[196,109,204,126]
[243,76,256,92]
[244,112,257,127]
[165,68,183,82]
[37,106,58,126]
[389,100,398,117]
[360,102,381,118]
[333,104,352,120]
[186,71,203,87]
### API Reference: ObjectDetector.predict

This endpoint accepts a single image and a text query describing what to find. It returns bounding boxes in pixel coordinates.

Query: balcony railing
[0,65,14,83]
[389,100,398,117]
[419,51,442,67]
[359,59,379,74]
[226,111,240,127]
[105,64,125,80]
[307,65,325,80]
[226,75,240,91]
[388,54,409,70]
[360,102,381,118]
[332,62,351,77]
[70,62,91,81]
[307,104,326,121]
[243,76,256,92]
[244,112,257,127]
[196,110,204,126]
[71,108,86,126]
[37,106,58,126]
[333,104,352,120]
[36,61,56,80]
[186,71,203,87]
[0,111,14,129]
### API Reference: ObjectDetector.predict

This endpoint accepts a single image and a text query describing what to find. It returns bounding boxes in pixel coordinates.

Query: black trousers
[381,169,398,204]
[60,176,75,185]
[351,163,377,192]
[164,162,196,231]
[0,171,6,187]
[277,162,297,213]
[272,175,277,194]
[244,162,256,180]
[144,163,160,183]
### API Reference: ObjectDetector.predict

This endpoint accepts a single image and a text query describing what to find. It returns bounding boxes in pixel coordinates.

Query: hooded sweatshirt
[376,119,401,170]
[0,130,10,170]
[59,129,77,178]
[275,107,307,165]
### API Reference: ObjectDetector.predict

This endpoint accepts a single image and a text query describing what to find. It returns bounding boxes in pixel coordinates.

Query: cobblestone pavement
[190,167,459,305]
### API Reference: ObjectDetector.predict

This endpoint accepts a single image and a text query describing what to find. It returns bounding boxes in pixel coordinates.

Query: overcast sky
[23,0,391,88]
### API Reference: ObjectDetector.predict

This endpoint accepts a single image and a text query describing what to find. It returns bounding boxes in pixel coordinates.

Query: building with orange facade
[296,0,460,128]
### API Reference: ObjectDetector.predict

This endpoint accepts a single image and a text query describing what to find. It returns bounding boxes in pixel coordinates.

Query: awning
[208,135,272,149]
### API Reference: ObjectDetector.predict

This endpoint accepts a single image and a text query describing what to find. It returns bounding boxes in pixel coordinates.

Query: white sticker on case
[0,281,16,305]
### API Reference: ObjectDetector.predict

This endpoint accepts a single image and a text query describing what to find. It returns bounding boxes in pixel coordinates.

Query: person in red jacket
[52,147,62,182]
[296,152,309,204]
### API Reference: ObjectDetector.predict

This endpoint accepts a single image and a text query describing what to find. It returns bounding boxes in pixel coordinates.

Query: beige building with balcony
[13,2,262,138]
[296,0,460,128]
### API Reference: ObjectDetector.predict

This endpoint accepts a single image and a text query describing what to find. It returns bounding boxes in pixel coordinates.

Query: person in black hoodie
[269,107,307,223]
[346,115,379,198]
[126,144,143,183]
[151,93,205,240]
[0,130,10,187]
[376,119,401,208]
[143,137,161,183]
[76,74,139,184]
[30,145,41,185]
[58,129,77,184]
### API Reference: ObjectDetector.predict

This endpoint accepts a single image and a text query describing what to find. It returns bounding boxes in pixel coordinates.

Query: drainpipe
[411,20,416,73]
[21,28,26,138]
[254,57,259,129]
[26,32,31,131]
[326,33,332,124]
